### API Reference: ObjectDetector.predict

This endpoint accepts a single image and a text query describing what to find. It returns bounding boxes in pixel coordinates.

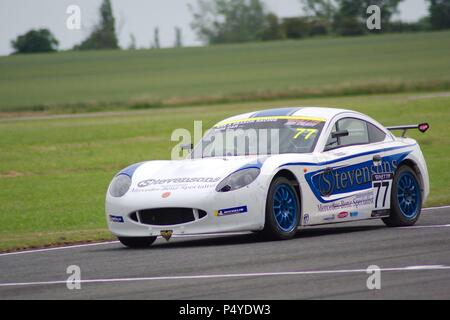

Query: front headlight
[216,168,260,192]
[109,174,132,197]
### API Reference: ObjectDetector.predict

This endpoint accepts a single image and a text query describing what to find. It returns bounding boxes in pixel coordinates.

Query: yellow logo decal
[160,230,173,241]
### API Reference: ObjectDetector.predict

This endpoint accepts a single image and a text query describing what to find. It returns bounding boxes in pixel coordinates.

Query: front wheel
[382,165,422,227]
[118,236,157,248]
[262,177,300,240]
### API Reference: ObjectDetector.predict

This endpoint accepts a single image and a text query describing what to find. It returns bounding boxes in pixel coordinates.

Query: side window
[325,118,370,151]
[338,118,369,146]
[367,122,386,143]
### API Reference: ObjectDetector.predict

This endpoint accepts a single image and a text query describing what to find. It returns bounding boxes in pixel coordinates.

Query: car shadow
[104,224,385,252]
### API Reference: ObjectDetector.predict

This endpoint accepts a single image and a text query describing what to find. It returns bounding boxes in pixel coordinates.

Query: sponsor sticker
[161,192,171,198]
[338,212,348,219]
[215,206,248,217]
[372,172,393,181]
[160,230,173,241]
[371,209,390,218]
[109,215,124,223]
[323,215,335,222]
[350,211,359,218]
[317,190,374,212]
[137,177,221,188]
[306,152,409,202]
[303,214,310,225]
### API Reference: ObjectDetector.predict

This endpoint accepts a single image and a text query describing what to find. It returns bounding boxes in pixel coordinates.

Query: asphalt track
[0,206,449,300]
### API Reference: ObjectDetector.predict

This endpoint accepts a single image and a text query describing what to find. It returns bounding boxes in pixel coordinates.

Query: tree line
[10,0,450,54]
[190,0,450,44]
[11,0,180,54]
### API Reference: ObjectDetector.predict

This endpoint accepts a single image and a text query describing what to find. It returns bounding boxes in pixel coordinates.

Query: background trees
[427,0,450,30]
[74,0,119,50]
[189,0,409,44]
[190,0,267,44]
[11,29,59,54]
[175,27,183,47]
[301,0,404,36]
[9,0,450,54]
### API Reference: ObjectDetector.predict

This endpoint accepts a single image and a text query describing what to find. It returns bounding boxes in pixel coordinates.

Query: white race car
[106,107,430,248]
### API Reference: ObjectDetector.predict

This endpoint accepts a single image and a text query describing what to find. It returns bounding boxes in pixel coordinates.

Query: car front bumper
[105,182,266,238]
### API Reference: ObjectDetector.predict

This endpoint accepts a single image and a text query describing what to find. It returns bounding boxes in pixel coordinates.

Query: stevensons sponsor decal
[215,206,248,217]
[313,160,396,197]
[137,177,221,188]
[306,152,410,202]
[132,176,222,193]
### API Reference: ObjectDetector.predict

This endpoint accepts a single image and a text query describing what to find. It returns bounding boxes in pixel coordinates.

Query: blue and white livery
[106,107,430,247]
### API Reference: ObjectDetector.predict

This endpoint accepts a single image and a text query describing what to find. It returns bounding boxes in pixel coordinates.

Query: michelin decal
[215,206,248,217]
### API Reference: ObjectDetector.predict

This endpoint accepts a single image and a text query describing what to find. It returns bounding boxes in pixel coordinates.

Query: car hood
[128,156,265,191]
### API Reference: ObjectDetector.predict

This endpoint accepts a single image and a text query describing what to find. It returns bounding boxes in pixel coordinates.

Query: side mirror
[331,130,349,139]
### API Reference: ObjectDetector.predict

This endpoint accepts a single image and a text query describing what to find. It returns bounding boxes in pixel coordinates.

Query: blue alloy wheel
[273,183,298,232]
[382,165,422,228]
[396,171,420,219]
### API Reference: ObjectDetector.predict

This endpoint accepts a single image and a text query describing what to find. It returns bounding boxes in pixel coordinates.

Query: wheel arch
[398,158,425,197]
[271,169,303,222]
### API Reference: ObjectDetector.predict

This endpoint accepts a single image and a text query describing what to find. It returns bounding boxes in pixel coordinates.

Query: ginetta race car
[106,107,429,248]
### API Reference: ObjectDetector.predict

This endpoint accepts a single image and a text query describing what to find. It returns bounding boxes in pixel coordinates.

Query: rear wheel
[262,177,300,240]
[118,236,157,248]
[382,165,422,227]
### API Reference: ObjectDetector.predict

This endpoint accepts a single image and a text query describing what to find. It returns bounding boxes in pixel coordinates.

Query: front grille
[131,208,207,226]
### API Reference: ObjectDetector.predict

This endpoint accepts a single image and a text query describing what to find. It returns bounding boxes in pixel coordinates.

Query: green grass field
[1,92,449,251]
[1,31,450,112]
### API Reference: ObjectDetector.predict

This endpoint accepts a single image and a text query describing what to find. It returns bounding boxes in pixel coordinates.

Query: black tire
[382,165,422,227]
[262,177,301,240]
[118,236,157,248]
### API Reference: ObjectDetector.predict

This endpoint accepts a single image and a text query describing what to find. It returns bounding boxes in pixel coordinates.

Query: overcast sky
[0,0,429,56]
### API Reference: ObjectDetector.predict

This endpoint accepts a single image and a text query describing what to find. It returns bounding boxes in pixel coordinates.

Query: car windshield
[193,116,326,158]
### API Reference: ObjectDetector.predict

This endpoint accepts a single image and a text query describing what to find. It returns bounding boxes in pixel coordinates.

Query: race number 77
[373,181,390,208]
[293,128,317,140]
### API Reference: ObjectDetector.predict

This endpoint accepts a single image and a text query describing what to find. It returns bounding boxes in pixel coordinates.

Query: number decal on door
[372,173,393,209]
[373,181,390,208]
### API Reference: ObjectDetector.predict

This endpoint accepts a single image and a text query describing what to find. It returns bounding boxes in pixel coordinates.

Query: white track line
[399,224,450,229]
[0,241,120,257]
[0,232,248,257]
[422,205,450,211]
[0,265,449,288]
[1,205,449,257]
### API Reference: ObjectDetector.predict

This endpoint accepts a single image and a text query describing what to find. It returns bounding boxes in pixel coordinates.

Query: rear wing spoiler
[386,123,429,137]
